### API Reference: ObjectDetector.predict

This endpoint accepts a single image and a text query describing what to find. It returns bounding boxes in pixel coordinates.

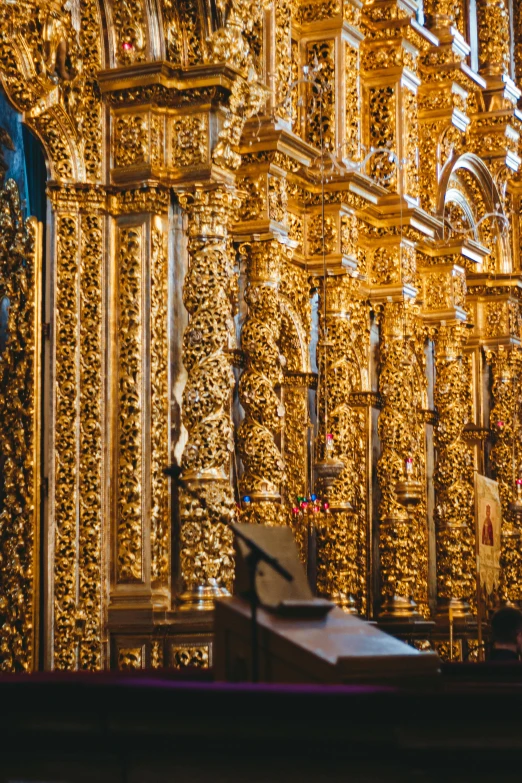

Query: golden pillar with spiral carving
[433,323,475,619]
[377,301,427,620]
[488,347,522,603]
[238,239,288,526]
[315,276,368,613]
[177,186,238,610]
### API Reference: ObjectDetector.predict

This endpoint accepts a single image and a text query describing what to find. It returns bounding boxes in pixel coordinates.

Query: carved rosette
[0,181,40,672]
[488,347,522,603]
[238,239,287,526]
[377,302,428,619]
[177,187,238,609]
[433,324,475,616]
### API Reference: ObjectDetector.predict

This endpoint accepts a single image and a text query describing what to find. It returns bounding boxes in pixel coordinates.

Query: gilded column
[0,180,41,672]
[377,301,428,619]
[177,187,238,609]
[50,186,105,670]
[477,0,511,76]
[433,323,475,618]
[110,188,171,615]
[238,239,287,526]
[488,347,522,603]
[315,276,369,613]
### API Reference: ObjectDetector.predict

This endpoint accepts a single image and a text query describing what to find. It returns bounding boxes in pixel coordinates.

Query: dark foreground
[0,664,521,782]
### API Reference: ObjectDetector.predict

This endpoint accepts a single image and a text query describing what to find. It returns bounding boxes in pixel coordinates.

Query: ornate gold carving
[113,0,147,65]
[118,646,145,670]
[170,643,210,669]
[151,640,164,669]
[477,0,510,75]
[53,210,80,669]
[79,212,103,669]
[368,86,396,188]
[488,347,522,602]
[377,302,428,618]
[316,277,370,613]
[177,187,238,605]
[306,40,336,151]
[117,226,143,583]
[238,240,286,525]
[345,44,361,161]
[0,0,102,183]
[0,178,41,672]
[433,324,475,613]
[115,114,149,168]
[308,214,337,256]
[151,226,170,585]
[162,0,207,66]
[172,115,208,168]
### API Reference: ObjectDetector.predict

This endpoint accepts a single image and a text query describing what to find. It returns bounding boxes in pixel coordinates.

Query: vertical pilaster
[50,186,105,670]
[109,187,170,616]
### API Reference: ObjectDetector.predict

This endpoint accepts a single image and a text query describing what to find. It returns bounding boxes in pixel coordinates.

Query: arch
[437,152,511,273]
[0,0,105,184]
[279,295,309,374]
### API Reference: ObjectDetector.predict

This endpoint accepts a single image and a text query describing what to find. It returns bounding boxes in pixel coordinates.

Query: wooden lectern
[215,524,440,686]
[214,598,439,685]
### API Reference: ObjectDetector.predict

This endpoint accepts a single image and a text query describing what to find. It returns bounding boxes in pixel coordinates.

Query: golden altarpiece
[1,0,522,672]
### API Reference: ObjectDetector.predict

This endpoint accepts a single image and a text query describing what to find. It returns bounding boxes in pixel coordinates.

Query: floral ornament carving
[113,0,147,65]
[433,324,475,611]
[0,0,103,183]
[177,187,240,601]
[488,347,522,603]
[117,226,144,583]
[210,0,272,71]
[377,302,428,617]
[238,240,287,526]
[0,175,40,672]
[316,277,370,613]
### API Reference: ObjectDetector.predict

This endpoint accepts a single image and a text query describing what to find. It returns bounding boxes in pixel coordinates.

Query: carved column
[477,0,511,77]
[49,186,106,670]
[377,301,427,619]
[0,181,41,672]
[433,323,475,618]
[423,0,465,31]
[238,239,287,526]
[361,0,424,201]
[177,186,238,610]
[488,347,522,603]
[109,187,171,618]
[316,276,370,613]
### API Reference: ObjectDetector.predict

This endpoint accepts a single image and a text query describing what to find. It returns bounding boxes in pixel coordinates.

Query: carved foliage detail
[117,226,143,583]
[0,180,39,672]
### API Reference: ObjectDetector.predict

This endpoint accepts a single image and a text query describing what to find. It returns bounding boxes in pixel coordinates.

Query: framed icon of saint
[474,474,502,596]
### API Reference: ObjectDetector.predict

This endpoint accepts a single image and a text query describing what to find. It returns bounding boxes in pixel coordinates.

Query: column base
[177,582,231,612]
[331,591,358,615]
[435,597,473,625]
[379,594,421,621]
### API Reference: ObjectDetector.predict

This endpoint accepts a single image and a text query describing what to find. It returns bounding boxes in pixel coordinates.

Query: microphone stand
[230,525,293,683]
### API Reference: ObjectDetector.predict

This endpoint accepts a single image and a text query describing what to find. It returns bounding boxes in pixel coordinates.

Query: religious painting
[474,474,502,596]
